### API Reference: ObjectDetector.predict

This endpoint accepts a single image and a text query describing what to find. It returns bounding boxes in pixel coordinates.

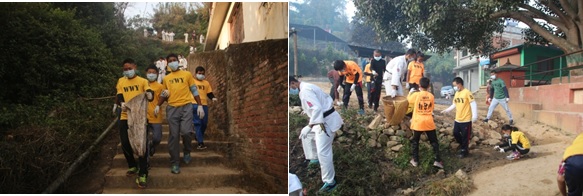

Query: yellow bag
[382,96,409,126]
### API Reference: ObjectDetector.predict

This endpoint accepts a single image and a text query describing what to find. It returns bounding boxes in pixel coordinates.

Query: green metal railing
[510,49,583,86]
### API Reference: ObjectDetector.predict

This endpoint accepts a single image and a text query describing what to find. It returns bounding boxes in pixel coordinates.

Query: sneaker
[319,180,337,192]
[409,159,418,167]
[308,159,320,166]
[509,120,514,125]
[126,167,138,176]
[183,153,192,164]
[136,174,147,189]
[171,165,180,174]
[358,109,365,115]
[457,150,468,158]
[197,144,207,150]
[483,118,489,123]
[433,161,444,169]
[506,152,520,160]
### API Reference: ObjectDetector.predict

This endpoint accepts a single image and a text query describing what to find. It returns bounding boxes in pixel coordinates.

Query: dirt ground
[300,78,576,195]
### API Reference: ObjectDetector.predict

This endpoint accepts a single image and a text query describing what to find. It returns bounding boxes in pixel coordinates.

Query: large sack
[382,96,409,126]
[126,93,148,157]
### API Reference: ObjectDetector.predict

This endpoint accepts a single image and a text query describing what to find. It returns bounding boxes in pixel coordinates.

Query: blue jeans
[192,104,209,144]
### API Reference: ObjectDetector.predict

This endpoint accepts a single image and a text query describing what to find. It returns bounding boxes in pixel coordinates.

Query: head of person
[145,65,158,82]
[419,77,430,90]
[452,77,464,91]
[487,79,492,85]
[289,76,300,90]
[373,50,382,61]
[166,53,179,71]
[333,60,346,72]
[405,49,417,61]
[122,58,137,79]
[195,66,205,80]
[417,53,425,62]
[490,70,498,80]
[501,124,516,137]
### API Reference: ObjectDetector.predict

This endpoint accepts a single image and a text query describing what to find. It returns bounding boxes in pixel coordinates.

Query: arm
[189,84,203,104]
[207,92,215,100]
[390,59,403,88]
[303,90,324,126]
[443,103,456,113]
[557,162,567,196]
[407,62,413,83]
[354,72,361,85]
[470,100,478,121]
[503,86,509,98]
[489,86,494,99]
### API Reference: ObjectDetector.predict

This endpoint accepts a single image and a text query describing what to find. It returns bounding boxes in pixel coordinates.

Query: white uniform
[156,60,166,83]
[288,173,303,196]
[383,55,408,97]
[299,82,343,184]
[179,58,187,70]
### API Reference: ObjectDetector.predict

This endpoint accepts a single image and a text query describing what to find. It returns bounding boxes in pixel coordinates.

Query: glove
[112,104,118,114]
[337,85,342,94]
[499,148,505,153]
[336,101,343,106]
[388,88,396,98]
[350,84,355,92]
[299,126,311,139]
[494,146,500,150]
[121,102,128,112]
[197,106,205,119]
[154,105,160,117]
[472,116,477,122]
[146,91,153,100]
[488,98,492,102]
[212,98,218,102]
[506,98,509,102]
[372,70,378,76]
[161,89,169,98]
[406,83,410,89]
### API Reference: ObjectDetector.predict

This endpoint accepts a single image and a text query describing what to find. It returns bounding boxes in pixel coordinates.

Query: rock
[391,144,403,152]
[379,134,389,144]
[337,137,346,143]
[391,125,400,130]
[402,188,415,195]
[472,136,479,142]
[436,169,446,178]
[405,130,413,138]
[290,106,302,114]
[439,128,447,133]
[385,128,396,136]
[450,142,460,150]
[367,139,378,148]
[485,139,500,145]
[488,131,501,140]
[488,120,498,129]
[469,141,476,149]
[336,130,343,137]
[421,134,428,141]
[396,130,406,137]
[368,114,383,129]
[455,169,469,180]
[390,136,400,141]
[387,141,399,148]
[446,135,455,142]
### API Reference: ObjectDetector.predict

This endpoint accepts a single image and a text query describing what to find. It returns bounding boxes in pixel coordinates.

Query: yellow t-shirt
[193,79,213,105]
[453,89,474,122]
[409,91,435,131]
[406,91,418,114]
[339,61,363,84]
[511,131,530,149]
[563,134,583,161]
[116,76,152,120]
[147,81,164,123]
[162,70,196,107]
[407,61,424,85]
[364,63,371,83]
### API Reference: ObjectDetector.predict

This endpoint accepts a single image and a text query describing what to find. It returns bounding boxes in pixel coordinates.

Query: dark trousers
[366,82,372,107]
[328,78,336,100]
[370,80,382,110]
[193,105,209,144]
[119,120,149,176]
[565,155,583,196]
[410,130,441,162]
[342,82,364,109]
[453,121,472,154]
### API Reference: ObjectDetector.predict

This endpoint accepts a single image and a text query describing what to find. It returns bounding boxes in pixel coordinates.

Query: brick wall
[187,39,288,193]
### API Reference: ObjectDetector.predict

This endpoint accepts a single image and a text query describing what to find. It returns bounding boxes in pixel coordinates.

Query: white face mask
[146,73,157,82]
[453,86,459,91]
[503,133,509,137]
[490,75,496,79]
[168,61,180,71]
[374,56,382,61]
[196,74,205,80]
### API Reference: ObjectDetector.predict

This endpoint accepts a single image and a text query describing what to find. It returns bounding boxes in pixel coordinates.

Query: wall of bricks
[187,39,288,193]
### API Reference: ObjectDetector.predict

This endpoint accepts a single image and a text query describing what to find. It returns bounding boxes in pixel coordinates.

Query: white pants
[301,125,336,184]
[301,131,317,160]
[383,82,404,97]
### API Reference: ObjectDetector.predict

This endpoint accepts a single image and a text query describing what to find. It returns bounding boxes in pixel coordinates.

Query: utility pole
[291,27,298,76]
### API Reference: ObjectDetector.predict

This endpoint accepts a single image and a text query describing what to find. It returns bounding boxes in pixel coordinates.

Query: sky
[125,2,156,19]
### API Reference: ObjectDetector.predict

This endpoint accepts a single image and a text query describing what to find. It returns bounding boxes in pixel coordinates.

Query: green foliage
[418,175,473,196]
[151,2,210,40]
[424,51,456,84]
[394,137,461,176]
[349,14,405,52]
[290,0,351,41]
[289,43,351,76]
[289,94,301,107]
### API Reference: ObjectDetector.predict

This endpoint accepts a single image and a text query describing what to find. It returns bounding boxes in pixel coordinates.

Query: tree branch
[518,3,566,31]
[559,0,577,17]
[540,0,571,22]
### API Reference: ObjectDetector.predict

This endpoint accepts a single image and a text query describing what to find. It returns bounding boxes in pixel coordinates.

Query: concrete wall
[186,39,288,193]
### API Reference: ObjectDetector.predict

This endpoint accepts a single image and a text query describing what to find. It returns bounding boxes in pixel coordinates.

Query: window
[462,49,468,57]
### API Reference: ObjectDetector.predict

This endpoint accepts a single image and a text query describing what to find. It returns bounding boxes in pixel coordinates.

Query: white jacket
[384,55,408,86]
[299,82,343,132]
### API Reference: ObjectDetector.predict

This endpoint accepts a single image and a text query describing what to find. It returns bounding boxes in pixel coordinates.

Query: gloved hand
[197,106,205,119]
[472,116,477,122]
[372,70,378,76]
[499,148,505,153]
[337,85,342,94]
[406,83,410,89]
[488,98,492,102]
[121,102,127,112]
[388,88,396,98]
[299,126,311,139]
[506,98,509,102]
[146,91,153,100]
[350,84,355,92]
[154,105,160,117]
[440,110,448,114]
[494,146,500,150]
[161,89,170,98]
[112,104,118,114]
[212,98,218,102]
[336,101,343,106]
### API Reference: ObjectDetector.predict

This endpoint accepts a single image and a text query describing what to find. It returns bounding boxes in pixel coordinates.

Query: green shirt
[491,78,507,99]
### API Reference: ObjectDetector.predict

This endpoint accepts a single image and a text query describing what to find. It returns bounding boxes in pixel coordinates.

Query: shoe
[506,152,520,160]
[197,144,207,150]
[136,174,147,189]
[183,153,192,164]
[433,161,444,169]
[358,109,365,115]
[509,120,514,125]
[308,159,320,166]
[149,145,156,157]
[171,165,180,174]
[319,180,337,192]
[410,159,418,167]
[457,150,468,158]
[126,167,138,176]
[483,118,489,123]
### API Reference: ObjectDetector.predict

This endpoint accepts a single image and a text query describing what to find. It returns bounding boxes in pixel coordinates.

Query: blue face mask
[146,73,157,81]
[168,61,180,71]
[289,88,299,95]
[123,69,135,78]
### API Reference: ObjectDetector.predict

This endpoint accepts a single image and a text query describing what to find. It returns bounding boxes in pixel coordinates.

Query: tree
[290,0,351,40]
[424,52,457,85]
[349,14,405,52]
[354,0,583,74]
[150,2,209,40]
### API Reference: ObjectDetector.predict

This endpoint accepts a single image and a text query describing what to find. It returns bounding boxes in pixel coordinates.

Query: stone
[488,120,498,129]
[379,134,389,144]
[387,141,399,148]
[439,128,447,133]
[385,128,396,136]
[447,135,455,142]
[469,141,476,149]
[403,188,415,195]
[450,142,460,150]
[368,114,383,129]
[485,139,500,145]
[436,169,446,178]
[367,139,378,148]
[390,136,400,141]
[391,144,404,152]
[290,106,302,114]
[391,125,400,130]
[396,130,406,137]
[336,130,343,137]
[472,136,479,142]
[455,169,469,180]
[488,131,501,140]
[421,134,428,141]
[405,130,413,138]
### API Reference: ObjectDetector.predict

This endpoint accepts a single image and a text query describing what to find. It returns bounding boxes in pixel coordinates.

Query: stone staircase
[102,105,247,193]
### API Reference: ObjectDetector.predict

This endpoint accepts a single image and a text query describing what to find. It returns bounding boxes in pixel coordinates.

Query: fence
[510,49,583,86]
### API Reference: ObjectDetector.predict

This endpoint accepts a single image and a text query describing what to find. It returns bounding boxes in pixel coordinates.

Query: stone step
[532,110,583,134]
[101,187,248,194]
[104,166,243,189]
[116,140,234,155]
[111,151,225,168]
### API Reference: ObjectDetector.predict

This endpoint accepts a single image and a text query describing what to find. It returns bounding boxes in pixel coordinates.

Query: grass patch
[417,175,474,196]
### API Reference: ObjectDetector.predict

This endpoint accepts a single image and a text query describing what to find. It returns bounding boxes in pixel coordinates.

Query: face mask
[123,69,135,78]
[147,73,157,82]
[453,86,459,91]
[289,88,299,95]
[196,74,205,80]
[374,56,382,61]
[168,61,180,71]
[490,75,496,79]
[503,133,509,137]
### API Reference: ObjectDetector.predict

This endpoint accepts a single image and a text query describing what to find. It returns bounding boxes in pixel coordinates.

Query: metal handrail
[510,49,583,86]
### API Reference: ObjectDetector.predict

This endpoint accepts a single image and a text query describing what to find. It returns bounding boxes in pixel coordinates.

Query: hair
[166,53,178,60]
[419,77,430,89]
[405,49,417,55]
[501,124,518,132]
[146,65,158,73]
[333,60,346,71]
[373,49,381,54]
[289,76,299,84]
[490,70,498,74]
[195,66,205,73]
[453,77,464,86]
[417,53,425,59]
[122,58,135,66]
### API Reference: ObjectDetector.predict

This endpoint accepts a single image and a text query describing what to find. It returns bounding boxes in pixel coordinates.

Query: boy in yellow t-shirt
[408,77,443,168]
[145,65,164,157]
[333,60,365,115]
[407,53,425,91]
[114,58,154,188]
[441,77,478,158]
[193,66,218,149]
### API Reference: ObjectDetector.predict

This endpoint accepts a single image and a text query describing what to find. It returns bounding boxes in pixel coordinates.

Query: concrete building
[204,2,288,51]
